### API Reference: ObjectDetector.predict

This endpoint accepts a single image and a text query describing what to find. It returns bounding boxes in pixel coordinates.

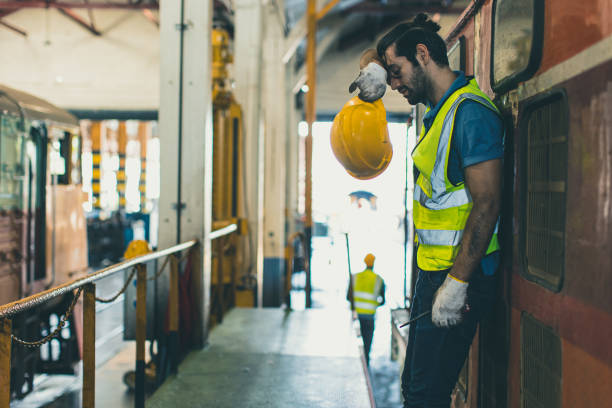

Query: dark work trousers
[401,265,495,408]
[358,315,375,366]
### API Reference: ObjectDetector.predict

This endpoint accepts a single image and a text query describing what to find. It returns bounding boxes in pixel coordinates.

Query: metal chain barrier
[148,254,172,281]
[10,248,194,347]
[11,287,84,348]
[95,266,138,303]
[178,249,192,265]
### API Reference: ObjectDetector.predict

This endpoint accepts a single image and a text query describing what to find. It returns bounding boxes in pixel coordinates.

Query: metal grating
[521,313,562,408]
[522,95,568,291]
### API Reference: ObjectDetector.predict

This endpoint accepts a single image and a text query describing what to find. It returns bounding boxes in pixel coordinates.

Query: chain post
[83,284,96,408]
[169,255,179,374]
[216,238,224,324]
[135,264,147,408]
[0,318,12,408]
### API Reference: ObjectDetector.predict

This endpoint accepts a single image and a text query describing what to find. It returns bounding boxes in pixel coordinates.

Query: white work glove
[432,274,468,328]
[348,62,388,102]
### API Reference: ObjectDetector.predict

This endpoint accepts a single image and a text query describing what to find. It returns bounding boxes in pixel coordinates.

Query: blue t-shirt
[419,71,503,275]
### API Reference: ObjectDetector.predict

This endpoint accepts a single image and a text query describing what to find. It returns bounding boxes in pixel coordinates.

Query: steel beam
[0,1,159,9]
[58,8,101,36]
[142,9,159,28]
[0,19,27,36]
[345,3,465,15]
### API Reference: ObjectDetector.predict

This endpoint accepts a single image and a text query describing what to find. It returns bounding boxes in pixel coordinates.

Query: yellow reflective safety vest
[412,78,500,271]
[351,269,384,315]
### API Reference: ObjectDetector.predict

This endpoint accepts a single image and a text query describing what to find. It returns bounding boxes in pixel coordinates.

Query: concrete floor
[10,245,402,408]
[147,308,372,408]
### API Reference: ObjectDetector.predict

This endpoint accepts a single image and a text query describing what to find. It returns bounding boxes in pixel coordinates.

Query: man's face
[384,43,428,105]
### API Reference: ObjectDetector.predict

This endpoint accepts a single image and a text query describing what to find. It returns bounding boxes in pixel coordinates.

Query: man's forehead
[383,44,398,65]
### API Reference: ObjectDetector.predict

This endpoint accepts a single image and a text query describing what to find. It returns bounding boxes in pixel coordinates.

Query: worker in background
[351,13,503,408]
[347,253,385,366]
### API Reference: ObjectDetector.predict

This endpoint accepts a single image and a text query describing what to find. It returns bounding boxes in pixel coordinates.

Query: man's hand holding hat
[349,49,388,102]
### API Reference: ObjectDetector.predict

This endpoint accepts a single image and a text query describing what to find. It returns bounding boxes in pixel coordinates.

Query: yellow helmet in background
[330,96,392,180]
[364,253,375,267]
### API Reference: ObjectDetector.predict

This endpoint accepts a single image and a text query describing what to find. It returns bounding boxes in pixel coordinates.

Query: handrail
[0,239,198,319]
[209,223,237,240]
[1,223,241,407]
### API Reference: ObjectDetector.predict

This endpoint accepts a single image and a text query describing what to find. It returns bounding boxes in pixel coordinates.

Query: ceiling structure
[0,0,470,114]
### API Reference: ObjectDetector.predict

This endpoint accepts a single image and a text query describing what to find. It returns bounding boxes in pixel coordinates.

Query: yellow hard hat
[364,253,375,267]
[330,96,392,180]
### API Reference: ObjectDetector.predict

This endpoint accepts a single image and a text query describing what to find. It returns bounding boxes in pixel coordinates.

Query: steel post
[135,264,147,408]
[169,256,179,374]
[83,284,96,408]
[0,318,11,408]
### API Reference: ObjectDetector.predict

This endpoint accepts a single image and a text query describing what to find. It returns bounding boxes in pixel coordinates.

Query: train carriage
[0,84,88,398]
[438,1,612,406]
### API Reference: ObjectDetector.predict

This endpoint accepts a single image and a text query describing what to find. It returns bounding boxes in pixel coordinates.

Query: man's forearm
[449,198,499,282]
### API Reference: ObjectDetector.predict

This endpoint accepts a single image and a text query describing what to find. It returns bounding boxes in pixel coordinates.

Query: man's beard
[401,65,429,105]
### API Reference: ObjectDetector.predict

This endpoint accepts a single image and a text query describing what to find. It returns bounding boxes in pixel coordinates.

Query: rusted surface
[563,339,612,407]
[0,210,24,305]
[136,265,147,362]
[82,284,95,408]
[512,274,612,367]
[563,60,612,314]
[0,318,11,407]
[445,0,487,46]
[539,0,612,74]
[475,1,494,97]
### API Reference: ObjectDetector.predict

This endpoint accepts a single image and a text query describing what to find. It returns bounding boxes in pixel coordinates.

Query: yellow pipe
[316,0,342,21]
[304,0,317,308]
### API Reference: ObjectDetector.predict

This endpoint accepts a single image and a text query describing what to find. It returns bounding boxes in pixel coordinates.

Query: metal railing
[0,224,237,408]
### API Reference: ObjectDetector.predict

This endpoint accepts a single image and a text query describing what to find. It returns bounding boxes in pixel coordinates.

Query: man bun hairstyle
[377,13,449,68]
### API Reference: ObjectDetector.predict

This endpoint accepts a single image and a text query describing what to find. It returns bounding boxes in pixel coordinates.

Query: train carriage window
[0,115,26,209]
[520,93,568,292]
[491,0,544,93]
[447,36,466,72]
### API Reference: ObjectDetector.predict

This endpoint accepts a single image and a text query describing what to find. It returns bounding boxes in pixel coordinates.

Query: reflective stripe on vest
[351,269,383,315]
[412,79,501,271]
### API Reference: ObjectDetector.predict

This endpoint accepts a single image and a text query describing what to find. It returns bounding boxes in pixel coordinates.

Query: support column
[285,53,300,243]
[159,0,214,347]
[234,0,265,307]
[304,0,317,308]
[261,0,288,307]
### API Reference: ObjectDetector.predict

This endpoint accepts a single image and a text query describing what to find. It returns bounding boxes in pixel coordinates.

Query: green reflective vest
[351,269,384,315]
[412,78,500,271]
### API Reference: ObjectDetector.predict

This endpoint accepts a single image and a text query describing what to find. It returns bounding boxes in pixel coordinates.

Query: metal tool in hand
[399,311,431,328]
[399,304,471,328]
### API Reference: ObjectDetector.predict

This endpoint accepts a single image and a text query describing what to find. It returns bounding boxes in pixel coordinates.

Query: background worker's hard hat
[330,96,392,180]
[364,253,375,267]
